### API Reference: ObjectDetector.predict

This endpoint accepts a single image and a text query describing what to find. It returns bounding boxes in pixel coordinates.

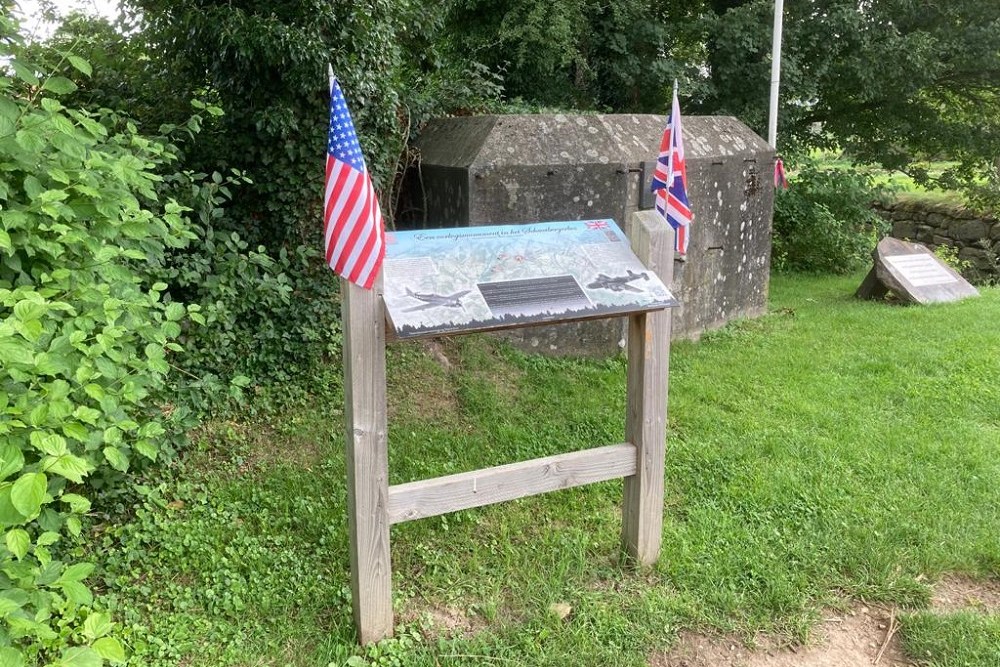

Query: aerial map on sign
[382,219,679,339]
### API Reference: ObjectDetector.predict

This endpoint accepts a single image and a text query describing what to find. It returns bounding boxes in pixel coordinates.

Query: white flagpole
[767,0,784,149]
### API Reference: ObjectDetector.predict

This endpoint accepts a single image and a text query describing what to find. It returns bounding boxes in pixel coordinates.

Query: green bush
[38,5,434,410]
[160,224,343,413]
[772,161,890,273]
[129,167,342,415]
[0,16,196,664]
[96,0,500,246]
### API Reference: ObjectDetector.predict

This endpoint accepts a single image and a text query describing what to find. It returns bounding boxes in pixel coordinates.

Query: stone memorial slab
[382,219,679,339]
[856,237,979,304]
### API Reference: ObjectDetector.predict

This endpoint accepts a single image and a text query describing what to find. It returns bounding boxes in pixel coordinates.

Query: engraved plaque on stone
[884,254,959,288]
[856,237,979,305]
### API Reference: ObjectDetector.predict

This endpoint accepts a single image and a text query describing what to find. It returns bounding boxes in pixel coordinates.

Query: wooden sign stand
[341,210,674,644]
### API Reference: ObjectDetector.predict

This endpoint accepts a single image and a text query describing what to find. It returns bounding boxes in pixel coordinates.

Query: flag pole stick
[767,0,784,149]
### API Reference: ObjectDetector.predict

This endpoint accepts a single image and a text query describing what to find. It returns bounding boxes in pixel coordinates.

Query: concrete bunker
[408,113,775,353]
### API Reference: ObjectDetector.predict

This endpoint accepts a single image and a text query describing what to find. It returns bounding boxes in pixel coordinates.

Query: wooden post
[342,274,393,644]
[622,210,674,566]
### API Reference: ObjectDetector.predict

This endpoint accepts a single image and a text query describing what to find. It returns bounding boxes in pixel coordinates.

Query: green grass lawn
[902,612,1000,666]
[96,273,1000,666]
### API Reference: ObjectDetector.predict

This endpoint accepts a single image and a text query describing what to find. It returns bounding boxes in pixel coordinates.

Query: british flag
[323,70,385,289]
[650,87,693,255]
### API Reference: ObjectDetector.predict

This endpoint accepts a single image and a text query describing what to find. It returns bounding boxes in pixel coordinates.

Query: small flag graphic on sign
[323,69,385,289]
[650,84,693,255]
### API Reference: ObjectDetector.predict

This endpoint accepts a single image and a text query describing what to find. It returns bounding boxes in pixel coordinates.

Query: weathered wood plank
[342,274,393,644]
[622,210,673,566]
[388,443,637,524]
[383,304,670,342]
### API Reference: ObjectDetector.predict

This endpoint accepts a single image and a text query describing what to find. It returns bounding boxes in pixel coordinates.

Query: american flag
[650,86,693,255]
[323,70,385,289]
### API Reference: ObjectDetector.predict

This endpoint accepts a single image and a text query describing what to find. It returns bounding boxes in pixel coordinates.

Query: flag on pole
[323,68,385,290]
[650,84,693,255]
[774,156,789,190]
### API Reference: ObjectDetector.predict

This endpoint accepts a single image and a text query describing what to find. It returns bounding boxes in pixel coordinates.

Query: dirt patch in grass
[388,336,526,420]
[652,575,1000,667]
[188,417,331,476]
[469,356,524,403]
[651,605,911,667]
[387,340,461,423]
[400,600,487,639]
[422,339,455,371]
[930,574,1000,613]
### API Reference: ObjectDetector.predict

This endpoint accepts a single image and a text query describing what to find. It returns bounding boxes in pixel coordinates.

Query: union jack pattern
[323,72,385,289]
[650,88,693,255]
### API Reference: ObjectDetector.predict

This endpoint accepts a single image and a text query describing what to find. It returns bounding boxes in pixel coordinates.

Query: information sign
[382,220,678,338]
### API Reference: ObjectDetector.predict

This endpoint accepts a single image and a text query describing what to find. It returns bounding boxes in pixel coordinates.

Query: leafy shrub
[160,225,343,413]
[933,244,974,274]
[131,167,342,415]
[0,16,196,664]
[772,161,890,273]
[51,1,502,247]
[30,3,498,414]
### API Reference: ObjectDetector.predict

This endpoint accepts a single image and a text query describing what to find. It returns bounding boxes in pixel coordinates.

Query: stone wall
[877,199,1000,282]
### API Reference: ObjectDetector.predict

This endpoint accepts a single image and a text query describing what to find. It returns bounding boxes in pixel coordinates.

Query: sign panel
[382,220,678,338]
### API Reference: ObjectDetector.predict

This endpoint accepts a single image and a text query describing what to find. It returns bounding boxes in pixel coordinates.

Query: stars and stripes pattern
[650,87,693,255]
[323,71,385,289]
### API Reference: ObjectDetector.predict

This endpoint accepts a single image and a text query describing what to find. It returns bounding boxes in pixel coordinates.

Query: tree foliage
[445,0,703,112]
[700,0,1000,199]
[447,0,1000,201]
[90,0,500,246]
[772,161,889,273]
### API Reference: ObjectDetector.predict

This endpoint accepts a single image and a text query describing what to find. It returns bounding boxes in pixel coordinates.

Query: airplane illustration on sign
[587,270,650,293]
[403,288,472,312]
